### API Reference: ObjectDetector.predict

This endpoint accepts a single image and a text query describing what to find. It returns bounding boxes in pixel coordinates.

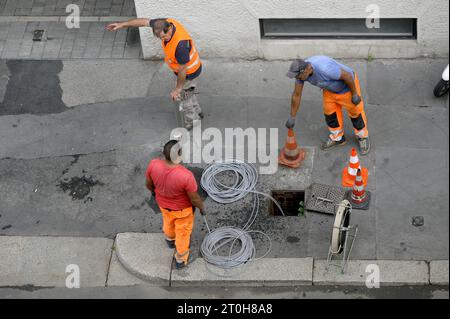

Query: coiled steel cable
[200,159,284,270]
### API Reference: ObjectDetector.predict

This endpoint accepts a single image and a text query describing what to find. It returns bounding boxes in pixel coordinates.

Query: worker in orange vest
[107,18,203,130]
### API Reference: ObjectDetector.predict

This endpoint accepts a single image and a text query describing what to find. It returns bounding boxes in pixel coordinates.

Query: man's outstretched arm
[106,18,150,31]
[286,82,304,128]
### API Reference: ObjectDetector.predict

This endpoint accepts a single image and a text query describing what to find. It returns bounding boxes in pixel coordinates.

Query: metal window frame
[260,18,418,40]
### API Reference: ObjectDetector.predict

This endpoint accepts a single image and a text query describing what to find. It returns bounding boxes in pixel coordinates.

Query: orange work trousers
[160,206,194,265]
[323,75,369,141]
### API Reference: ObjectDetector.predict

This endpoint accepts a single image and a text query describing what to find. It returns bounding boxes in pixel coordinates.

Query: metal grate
[305,183,346,215]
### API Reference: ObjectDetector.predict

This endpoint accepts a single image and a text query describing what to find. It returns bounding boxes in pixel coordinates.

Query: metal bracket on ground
[326,200,358,274]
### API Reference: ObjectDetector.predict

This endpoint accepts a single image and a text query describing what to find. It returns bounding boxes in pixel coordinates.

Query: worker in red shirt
[145,140,205,269]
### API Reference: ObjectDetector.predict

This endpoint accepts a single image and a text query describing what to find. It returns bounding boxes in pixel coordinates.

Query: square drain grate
[305,183,346,215]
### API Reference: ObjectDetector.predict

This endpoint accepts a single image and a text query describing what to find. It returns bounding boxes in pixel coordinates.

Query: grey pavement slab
[0,146,163,238]
[375,147,449,260]
[430,260,449,285]
[106,251,150,287]
[368,104,449,150]
[367,59,449,108]
[313,260,429,286]
[0,97,173,159]
[171,257,313,287]
[59,60,156,107]
[0,236,113,287]
[115,233,173,285]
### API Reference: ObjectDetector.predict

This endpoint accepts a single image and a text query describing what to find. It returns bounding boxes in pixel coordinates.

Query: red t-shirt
[145,159,198,210]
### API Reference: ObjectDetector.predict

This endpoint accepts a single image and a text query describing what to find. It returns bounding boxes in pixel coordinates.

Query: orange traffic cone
[347,168,371,210]
[342,148,368,187]
[278,128,306,168]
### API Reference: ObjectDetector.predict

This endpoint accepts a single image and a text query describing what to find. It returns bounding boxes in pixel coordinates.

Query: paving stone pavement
[0,21,142,59]
[0,0,140,59]
[0,0,136,17]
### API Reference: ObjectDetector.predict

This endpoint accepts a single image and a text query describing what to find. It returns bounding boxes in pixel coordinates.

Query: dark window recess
[260,18,417,39]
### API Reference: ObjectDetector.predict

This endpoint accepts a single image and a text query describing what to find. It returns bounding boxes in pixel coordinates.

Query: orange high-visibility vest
[162,19,201,75]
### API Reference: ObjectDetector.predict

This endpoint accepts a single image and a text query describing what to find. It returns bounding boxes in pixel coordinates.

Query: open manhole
[270,190,305,216]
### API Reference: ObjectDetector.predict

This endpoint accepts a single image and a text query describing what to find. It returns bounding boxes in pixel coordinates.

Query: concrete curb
[114,233,173,286]
[113,233,448,287]
[170,258,313,287]
[430,260,449,285]
[313,260,430,286]
[106,251,152,287]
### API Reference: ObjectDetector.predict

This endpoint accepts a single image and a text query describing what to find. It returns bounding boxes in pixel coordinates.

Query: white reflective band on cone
[285,148,299,157]
[349,156,359,164]
[348,167,358,176]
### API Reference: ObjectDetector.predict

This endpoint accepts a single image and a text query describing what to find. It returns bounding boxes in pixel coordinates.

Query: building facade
[135,0,449,60]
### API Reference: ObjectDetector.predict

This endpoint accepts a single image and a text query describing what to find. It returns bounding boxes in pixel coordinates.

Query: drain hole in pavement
[270,190,305,216]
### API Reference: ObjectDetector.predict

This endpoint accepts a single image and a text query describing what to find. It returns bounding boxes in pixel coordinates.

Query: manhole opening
[270,190,305,216]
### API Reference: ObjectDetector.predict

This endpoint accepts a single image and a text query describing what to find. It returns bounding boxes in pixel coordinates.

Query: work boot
[358,137,371,155]
[175,260,186,270]
[165,239,175,249]
[321,136,347,151]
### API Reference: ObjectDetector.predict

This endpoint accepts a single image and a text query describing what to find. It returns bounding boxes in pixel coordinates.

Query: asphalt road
[0,285,448,299]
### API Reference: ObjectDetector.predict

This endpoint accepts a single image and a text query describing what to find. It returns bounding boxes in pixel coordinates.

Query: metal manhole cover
[33,30,46,41]
[412,216,424,227]
[305,183,346,215]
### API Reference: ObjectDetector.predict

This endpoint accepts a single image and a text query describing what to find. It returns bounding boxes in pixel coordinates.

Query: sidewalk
[0,0,136,17]
[0,234,448,288]
[0,0,139,59]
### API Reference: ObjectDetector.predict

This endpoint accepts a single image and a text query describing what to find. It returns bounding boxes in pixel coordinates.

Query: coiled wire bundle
[200,159,283,271]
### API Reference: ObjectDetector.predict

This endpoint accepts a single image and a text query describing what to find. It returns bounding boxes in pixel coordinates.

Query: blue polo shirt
[150,19,202,80]
[296,56,354,94]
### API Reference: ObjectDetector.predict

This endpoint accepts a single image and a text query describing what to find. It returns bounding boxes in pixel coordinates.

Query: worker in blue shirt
[286,56,370,155]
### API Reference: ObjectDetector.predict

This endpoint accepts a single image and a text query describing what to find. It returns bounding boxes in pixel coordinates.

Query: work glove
[285,116,296,129]
[351,95,362,106]
[199,209,206,216]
